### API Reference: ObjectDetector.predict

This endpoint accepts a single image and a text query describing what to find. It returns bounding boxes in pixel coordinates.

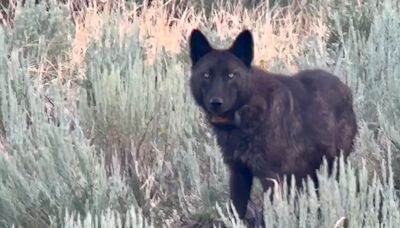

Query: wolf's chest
[216,127,266,165]
[214,104,268,162]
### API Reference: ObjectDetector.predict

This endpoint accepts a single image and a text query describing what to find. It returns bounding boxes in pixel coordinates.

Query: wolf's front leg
[229,162,253,220]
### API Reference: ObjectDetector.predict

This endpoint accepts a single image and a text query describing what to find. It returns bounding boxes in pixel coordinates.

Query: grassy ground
[0,0,399,227]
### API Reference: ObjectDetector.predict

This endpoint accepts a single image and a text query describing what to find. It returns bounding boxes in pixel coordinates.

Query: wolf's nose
[209,97,223,109]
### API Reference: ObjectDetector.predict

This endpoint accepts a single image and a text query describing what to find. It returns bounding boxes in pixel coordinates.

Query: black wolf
[188,29,358,221]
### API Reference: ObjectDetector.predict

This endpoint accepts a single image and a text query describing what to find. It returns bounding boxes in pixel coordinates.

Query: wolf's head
[189,29,254,125]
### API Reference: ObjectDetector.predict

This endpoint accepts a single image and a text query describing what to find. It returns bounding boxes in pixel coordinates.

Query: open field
[0,0,399,227]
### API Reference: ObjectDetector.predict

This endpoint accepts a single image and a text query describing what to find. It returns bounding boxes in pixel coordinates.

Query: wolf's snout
[209,97,223,110]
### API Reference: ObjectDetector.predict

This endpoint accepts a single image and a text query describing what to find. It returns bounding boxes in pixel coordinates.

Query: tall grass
[0,0,399,227]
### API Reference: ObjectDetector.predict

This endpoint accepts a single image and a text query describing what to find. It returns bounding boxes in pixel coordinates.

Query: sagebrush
[0,0,399,227]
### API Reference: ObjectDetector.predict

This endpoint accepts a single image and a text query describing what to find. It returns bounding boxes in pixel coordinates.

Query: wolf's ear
[229,30,253,68]
[189,29,212,65]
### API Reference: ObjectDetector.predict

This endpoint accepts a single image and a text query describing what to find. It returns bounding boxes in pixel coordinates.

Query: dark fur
[188,29,358,220]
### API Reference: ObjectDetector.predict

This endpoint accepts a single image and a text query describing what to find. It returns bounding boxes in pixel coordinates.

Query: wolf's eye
[203,72,210,78]
[228,73,235,79]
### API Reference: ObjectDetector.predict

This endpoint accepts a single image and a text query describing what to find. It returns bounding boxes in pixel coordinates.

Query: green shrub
[0,0,399,227]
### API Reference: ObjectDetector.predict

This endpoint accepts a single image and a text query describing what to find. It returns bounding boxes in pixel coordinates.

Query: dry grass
[1,0,330,82]
[66,0,330,78]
